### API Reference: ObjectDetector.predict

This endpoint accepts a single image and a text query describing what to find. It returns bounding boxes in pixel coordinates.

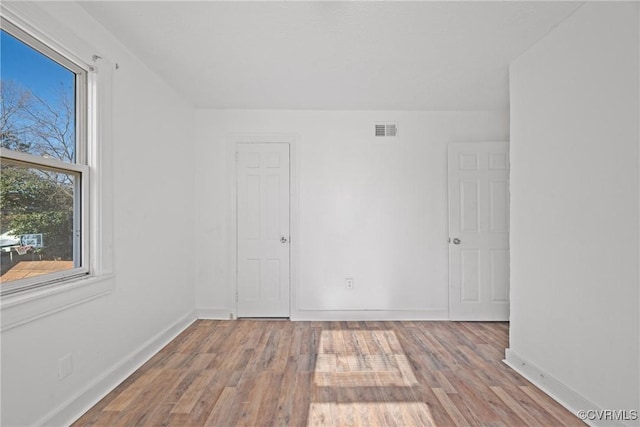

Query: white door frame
[227,134,299,319]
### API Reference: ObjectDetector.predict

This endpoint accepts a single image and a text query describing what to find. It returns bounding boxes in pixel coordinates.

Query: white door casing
[236,142,290,317]
[448,142,510,321]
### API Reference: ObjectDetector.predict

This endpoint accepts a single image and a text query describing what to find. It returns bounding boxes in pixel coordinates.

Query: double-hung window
[1,18,90,295]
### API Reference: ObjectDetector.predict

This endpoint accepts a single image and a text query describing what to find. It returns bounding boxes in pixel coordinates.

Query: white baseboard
[504,349,631,427]
[40,310,198,427]
[290,309,449,321]
[197,308,233,319]
[196,307,449,321]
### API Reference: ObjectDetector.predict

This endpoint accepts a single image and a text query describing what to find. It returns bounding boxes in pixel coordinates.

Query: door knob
[280,236,288,243]
[452,238,461,245]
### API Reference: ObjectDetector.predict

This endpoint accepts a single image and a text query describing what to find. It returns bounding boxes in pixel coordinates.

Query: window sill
[0,274,114,331]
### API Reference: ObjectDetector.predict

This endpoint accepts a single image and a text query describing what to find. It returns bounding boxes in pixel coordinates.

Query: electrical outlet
[345,278,354,289]
[58,354,73,380]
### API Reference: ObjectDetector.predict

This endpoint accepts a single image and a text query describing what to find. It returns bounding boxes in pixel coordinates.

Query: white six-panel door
[237,143,290,317]
[448,142,510,321]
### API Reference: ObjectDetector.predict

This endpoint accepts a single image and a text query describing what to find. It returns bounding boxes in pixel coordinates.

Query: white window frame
[0,3,114,329]
[1,18,90,295]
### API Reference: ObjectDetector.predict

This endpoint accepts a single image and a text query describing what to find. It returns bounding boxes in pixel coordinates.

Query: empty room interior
[0,1,638,426]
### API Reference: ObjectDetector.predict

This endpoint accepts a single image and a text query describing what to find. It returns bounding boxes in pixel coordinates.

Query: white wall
[0,3,196,426]
[508,2,639,423]
[194,110,508,320]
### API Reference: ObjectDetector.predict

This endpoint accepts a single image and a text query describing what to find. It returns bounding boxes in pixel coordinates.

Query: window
[1,18,89,295]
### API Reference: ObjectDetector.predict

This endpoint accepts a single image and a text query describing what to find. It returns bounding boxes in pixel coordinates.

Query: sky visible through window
[1,28,76,163]
[1,29,75,108]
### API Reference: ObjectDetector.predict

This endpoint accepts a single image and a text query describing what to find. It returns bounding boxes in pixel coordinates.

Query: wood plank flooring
[73,320,584,426]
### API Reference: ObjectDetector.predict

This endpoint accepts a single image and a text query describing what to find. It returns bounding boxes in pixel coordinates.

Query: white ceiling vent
[375,123,398,137]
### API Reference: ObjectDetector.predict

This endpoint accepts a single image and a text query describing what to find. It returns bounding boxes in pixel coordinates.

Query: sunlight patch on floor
[307,402,436,427]
[314,330,418,387]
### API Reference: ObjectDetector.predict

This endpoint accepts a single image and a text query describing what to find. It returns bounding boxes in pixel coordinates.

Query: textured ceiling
[79,1,583,110]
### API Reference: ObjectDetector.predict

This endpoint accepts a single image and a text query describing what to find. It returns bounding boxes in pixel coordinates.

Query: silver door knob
[280,236,288,243]
[452,238,461,245]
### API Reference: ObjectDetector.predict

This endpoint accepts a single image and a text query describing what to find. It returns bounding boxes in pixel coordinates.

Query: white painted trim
[227,133,300,319]
[88,54,115,279]
[504,349,628,427]
[0,3,96,70]
[0,275,113,331]
[197,308,450,322]
[291,309,449,321]
[197,308,233,320]
[42,311,198,427]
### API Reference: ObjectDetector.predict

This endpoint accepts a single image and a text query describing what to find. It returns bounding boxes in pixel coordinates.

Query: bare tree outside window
[1,79,76,162]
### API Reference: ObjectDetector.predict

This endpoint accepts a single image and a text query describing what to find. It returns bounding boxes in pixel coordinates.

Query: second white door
[448,142,510,321]
[237,143,290,317]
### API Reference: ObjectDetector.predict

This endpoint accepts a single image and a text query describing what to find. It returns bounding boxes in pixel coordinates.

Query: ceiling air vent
[375,123,398,137]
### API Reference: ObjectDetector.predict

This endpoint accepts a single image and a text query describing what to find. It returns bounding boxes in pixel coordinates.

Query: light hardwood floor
[73,320,584,426]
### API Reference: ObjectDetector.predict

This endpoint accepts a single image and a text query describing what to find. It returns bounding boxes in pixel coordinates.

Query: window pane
[0,163,79,284]
[0,29,76,163]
